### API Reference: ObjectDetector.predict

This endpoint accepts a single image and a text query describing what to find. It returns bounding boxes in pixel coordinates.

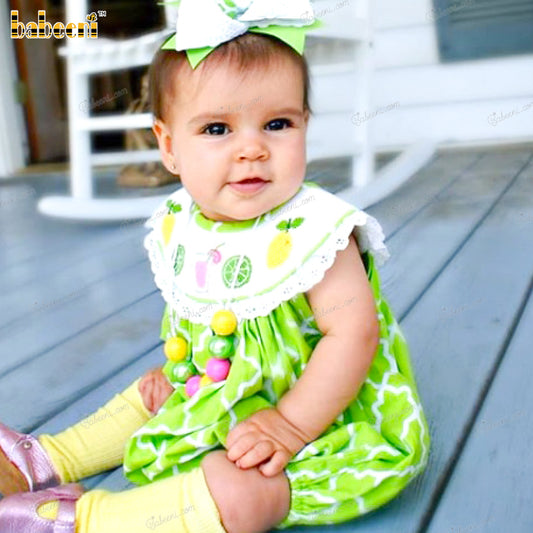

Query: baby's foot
[0,422,60,496]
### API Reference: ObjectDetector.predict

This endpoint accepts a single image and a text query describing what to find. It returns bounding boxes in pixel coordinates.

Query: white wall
[369,0,533,150]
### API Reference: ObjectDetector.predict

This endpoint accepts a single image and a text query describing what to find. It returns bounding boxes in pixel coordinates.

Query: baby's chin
[218,204,273,222]
[198,186,304,222]
[222,196,296,221]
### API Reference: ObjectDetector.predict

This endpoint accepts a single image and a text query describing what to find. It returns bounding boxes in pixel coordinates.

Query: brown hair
[149,32,312,123]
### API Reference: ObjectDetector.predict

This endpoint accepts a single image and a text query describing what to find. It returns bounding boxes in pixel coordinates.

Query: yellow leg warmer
[38,379,151,483]
[75,467,227,533]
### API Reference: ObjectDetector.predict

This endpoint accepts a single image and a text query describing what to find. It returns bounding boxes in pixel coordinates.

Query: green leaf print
[166,200,182,214]
[291,217,304,229]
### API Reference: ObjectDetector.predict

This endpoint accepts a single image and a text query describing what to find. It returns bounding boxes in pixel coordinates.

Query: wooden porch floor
[1,145,532,532]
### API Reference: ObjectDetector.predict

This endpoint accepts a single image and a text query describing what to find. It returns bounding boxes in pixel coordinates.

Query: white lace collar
[144,183,389,325]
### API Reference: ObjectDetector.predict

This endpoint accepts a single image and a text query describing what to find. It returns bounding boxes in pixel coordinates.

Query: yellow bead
[164,337,188,362]
[200,374,213,387]
[211,310,237,336]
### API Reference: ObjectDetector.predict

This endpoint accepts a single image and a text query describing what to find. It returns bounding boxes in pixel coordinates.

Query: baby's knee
[201,450,290,533]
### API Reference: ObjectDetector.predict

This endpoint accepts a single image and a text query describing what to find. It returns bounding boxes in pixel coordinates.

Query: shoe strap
[53,497,77,533]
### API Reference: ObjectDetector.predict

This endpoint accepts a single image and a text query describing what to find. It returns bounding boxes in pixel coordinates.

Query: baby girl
[0,1,430,532]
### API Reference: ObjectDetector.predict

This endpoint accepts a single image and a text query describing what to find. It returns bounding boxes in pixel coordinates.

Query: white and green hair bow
[160,0,323,69]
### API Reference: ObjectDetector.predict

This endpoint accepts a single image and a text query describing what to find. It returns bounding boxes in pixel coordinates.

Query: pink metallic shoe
[0,483,83,533]
[0,422,61,496]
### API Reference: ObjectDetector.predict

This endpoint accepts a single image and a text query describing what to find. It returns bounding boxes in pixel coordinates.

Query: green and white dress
[123,182,430,528]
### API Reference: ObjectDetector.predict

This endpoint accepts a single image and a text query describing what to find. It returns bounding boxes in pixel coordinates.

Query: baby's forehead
[174,55,303,106]
[186,53,297,87]
[158,47,307,126]
[193,56,302,92]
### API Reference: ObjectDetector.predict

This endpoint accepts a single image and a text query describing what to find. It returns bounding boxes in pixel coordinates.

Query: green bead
[208,335,234,359]
[172,361,196,383]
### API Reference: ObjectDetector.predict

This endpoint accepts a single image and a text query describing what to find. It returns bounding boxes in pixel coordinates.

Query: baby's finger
[226,420,252,449]
[145,389,155,414]
[226,430,261,462]
[138,377,148,395]
[259,450,289,478]
[236,440,275,470]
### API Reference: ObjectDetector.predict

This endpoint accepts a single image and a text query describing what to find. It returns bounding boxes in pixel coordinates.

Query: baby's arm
[226,236,380,476]
[277,235,380,442]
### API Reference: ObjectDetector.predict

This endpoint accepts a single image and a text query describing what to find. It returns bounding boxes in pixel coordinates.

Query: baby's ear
[152,119,177,173]
[152,119,170,152]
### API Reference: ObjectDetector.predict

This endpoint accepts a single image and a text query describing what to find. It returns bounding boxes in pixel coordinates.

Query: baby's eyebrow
[188,112,231,126]
[188,107,304,126]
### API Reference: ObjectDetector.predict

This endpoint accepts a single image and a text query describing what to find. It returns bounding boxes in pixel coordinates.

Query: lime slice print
[174,244,185,275]
[222,255,252,288]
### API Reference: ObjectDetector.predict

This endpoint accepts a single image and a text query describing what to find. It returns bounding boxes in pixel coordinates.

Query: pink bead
[185,375,201,397]
[206,357,231,382]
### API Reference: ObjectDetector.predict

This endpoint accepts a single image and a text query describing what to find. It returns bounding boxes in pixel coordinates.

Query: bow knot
[161,0,323,69]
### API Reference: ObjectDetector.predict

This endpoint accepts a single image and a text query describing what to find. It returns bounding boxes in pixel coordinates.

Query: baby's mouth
[229,177,269,194]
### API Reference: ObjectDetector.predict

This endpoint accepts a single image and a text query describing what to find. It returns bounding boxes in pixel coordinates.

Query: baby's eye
[202,123,229,136]
[265,118,293,131]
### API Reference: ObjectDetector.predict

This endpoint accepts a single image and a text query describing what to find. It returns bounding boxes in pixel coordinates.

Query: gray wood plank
[0,232,147,329]
[0,211,116,271]
[0,170,170,273]
[0,292,165,432]
[0,221,145,295]
[425,273,533,532]
[368,151,480,236]
[310,157,533,532]
[0,261,157,379]
[378,149,532,318]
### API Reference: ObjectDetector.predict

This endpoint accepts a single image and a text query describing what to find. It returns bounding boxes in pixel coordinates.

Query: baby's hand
[225,407,309,477]
[138,367,174,415]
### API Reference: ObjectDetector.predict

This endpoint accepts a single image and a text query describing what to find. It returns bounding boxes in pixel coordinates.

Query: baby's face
[154,55,309,221]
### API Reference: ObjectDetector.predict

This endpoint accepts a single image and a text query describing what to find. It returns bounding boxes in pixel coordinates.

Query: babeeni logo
[11,10,99,40]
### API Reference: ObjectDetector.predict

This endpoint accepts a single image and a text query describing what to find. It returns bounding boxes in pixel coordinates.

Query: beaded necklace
[162,206,262,397]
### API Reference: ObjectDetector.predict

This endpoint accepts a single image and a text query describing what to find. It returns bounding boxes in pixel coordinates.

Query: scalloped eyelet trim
[144,209,390,326]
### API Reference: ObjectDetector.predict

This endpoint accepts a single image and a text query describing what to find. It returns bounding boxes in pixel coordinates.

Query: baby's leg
[38,378,151,483]
[75,449,289,533]
[201,450,291,533]
[1,449,290,533]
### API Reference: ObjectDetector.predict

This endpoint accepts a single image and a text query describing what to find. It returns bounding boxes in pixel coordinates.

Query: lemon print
[174,244,185,275]
[222,255,252,289]
[267,218,304,269]
[161,200,182,246]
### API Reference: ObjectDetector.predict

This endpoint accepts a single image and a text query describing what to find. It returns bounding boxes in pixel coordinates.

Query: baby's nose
[235,132,269,161]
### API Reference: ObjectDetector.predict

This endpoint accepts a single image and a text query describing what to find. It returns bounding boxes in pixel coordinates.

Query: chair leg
[67,61,92,199]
